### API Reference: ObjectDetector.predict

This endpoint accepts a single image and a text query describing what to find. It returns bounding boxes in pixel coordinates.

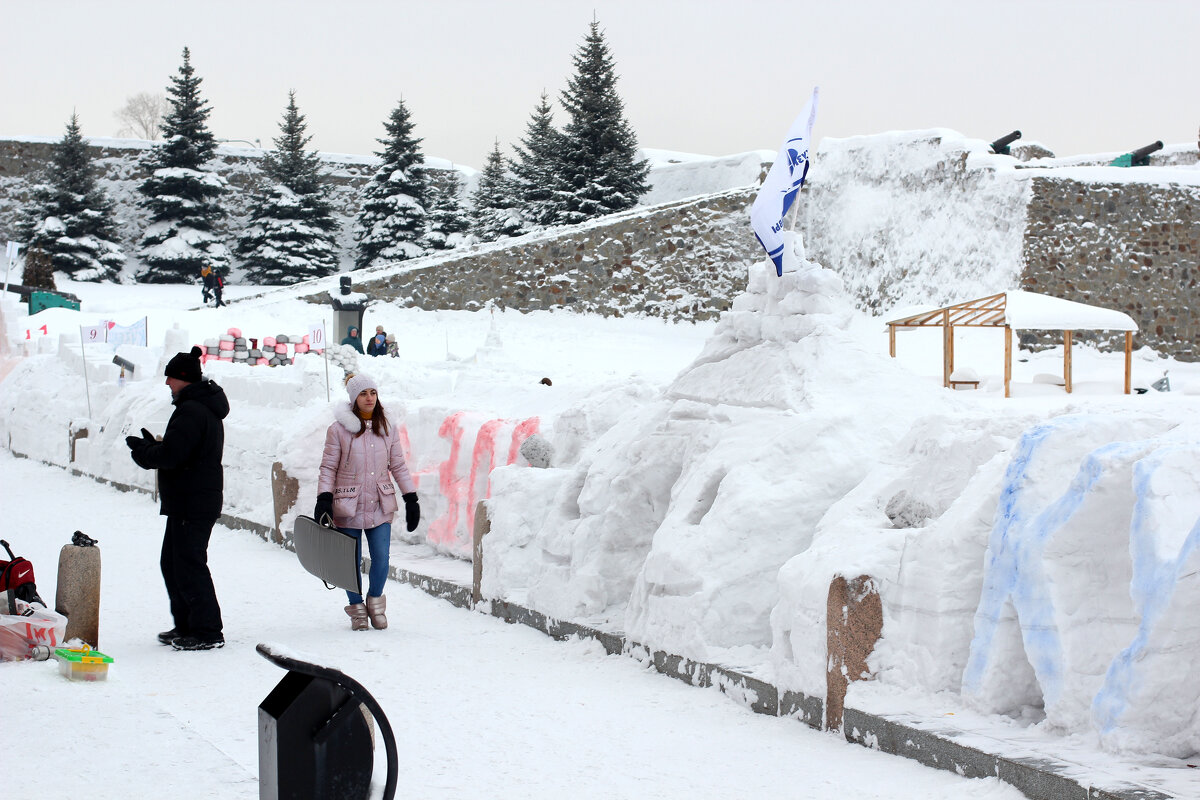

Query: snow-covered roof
[1004,290,1137,331]
[886,290,1137,332]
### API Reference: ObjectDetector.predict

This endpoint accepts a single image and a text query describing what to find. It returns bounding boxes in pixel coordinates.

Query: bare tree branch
[114,92,166,140]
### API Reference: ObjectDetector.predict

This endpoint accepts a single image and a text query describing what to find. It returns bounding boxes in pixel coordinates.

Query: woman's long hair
[354,398,390,438]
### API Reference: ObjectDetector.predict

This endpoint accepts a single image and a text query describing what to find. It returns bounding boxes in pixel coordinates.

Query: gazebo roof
[886,291,1138,332]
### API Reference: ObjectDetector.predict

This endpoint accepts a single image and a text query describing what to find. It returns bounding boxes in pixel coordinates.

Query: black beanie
[164,346,203,382]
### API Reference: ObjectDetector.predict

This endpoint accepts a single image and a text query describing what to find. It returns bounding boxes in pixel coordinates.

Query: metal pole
[78,328,93,418]
[322,321,330,402]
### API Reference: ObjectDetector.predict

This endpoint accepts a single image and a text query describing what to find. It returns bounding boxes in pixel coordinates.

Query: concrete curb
[14,450,1174,800]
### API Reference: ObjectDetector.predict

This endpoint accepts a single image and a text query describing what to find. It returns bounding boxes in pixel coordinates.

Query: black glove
[403,492,420,532]
[126,427,155,451]
[314,492,334,525]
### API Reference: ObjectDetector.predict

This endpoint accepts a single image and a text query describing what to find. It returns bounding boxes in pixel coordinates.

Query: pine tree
[554,20,651,224]
[424,170,472,251]
[22,247,57,290]
[237,91,339,284]
[509,92,568,228]
[471,141,524,242]
[354,99,429,268]
[136,47,229,283]
[17,114,125,282]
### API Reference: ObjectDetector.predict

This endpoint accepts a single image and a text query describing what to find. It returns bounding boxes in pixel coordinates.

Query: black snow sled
[292,516,362,594]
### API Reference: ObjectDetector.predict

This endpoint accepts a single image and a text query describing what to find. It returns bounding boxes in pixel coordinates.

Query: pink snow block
[274,343,288,354]
[227,327,242,338]
[301,334,310,344]
[256,358,270,365]
[218,354,233,361]
[293,343,309,353]
[263,336,276,348]
[218,340,234,351]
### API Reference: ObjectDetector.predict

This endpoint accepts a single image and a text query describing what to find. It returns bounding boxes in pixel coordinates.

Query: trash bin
[257,643,397,800]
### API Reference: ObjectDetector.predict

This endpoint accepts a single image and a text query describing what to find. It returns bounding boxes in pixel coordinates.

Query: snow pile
[484,234,963,656]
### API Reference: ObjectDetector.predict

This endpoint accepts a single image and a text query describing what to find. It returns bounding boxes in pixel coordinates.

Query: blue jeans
[340,522,391,604]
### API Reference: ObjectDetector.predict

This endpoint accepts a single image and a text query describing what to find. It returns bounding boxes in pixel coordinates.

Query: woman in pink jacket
[315,373,419,631]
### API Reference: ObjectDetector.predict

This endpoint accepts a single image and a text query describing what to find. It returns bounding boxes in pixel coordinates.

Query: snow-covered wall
[799,129,1031,313]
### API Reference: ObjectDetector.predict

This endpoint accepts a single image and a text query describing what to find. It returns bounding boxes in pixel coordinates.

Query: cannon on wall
[989,130,1022,156]
[1109,140,1163,167]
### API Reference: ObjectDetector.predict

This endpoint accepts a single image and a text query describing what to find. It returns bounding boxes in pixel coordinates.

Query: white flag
[108,318,147,347]
[750,86,820,276]
[308,322,326,350]
[5,241,19,259]
[80,323,108,343]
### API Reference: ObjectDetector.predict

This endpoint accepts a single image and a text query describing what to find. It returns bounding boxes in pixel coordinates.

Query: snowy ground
[1,451,1025,800]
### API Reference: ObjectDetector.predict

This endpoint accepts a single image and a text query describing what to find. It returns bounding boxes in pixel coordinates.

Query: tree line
[17,21,649,287]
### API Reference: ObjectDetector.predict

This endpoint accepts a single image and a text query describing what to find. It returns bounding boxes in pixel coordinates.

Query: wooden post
[472,500,490,607]
[888,324,896,358]
[57,543,101,648]
[826,574,882,733]
[271,462,300,546]
[1064,330,1073,393]
[942,310,952,388]
[1125,331,1133,394]
[1004,325,1013,398]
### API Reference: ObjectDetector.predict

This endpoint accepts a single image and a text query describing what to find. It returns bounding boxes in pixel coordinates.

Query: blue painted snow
[963,415,1146,709]
[1092,447,1200,735]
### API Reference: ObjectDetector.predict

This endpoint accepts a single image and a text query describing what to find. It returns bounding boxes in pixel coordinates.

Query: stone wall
[1020,176,1200,357]
[304,186,762,322]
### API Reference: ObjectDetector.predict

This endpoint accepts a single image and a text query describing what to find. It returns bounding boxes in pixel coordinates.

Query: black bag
[1,539,46,612]
[292,516,362,594]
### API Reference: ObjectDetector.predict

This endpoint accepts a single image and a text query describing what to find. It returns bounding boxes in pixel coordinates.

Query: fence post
[826,574,882,733]
[472,500,489,607]
[271,462,300,546]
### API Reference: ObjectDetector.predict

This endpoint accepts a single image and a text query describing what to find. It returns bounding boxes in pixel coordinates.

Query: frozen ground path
[1,451,1022,799]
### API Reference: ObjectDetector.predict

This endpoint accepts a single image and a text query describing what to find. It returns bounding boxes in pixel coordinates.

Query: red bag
[1,539,45,610]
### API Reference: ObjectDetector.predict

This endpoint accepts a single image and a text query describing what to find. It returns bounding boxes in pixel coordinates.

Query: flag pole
[322,320,330,402]
[78,328,93,418]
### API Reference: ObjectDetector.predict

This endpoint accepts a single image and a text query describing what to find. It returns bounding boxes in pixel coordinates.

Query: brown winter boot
[365,595,388,630]
[345,603,368,631]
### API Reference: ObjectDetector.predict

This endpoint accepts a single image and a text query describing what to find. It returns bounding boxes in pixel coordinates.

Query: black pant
[160,517,223,639]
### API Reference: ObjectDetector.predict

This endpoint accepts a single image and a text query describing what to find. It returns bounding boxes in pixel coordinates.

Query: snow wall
[799,129,1031,313]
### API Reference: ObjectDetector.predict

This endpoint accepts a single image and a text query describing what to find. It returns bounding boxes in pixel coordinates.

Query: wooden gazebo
[885,291,1138,397]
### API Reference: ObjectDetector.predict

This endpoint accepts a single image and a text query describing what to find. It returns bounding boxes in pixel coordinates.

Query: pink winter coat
[318,403,416,530]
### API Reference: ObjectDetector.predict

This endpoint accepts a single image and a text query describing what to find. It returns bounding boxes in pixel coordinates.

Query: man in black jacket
[127,346,231,651]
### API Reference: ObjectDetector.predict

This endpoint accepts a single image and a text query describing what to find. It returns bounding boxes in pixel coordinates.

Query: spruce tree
[18,114,125,282]
[22,247,57,290]
[554,20,650,224]
[354,99,429,268]
[424,170,471,251]
[509,91,568,228]
[471,141,524,242]
[237,91,339,284]
[136,47,229,282]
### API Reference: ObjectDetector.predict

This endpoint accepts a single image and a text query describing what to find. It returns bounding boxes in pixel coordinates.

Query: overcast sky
[2,0,1196,168]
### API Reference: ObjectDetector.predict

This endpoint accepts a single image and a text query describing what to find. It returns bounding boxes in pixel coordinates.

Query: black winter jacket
[133,379,230,519]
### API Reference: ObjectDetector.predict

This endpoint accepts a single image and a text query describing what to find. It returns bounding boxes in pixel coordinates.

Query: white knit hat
[345,372,378,401]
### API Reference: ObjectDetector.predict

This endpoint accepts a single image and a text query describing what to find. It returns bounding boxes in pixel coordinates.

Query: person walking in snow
[200,265,214,305]
[314,373,420,631]
[212,272,226,308]
[341,325,364,354]
[366,325,388,357]
[125,346,230,651]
